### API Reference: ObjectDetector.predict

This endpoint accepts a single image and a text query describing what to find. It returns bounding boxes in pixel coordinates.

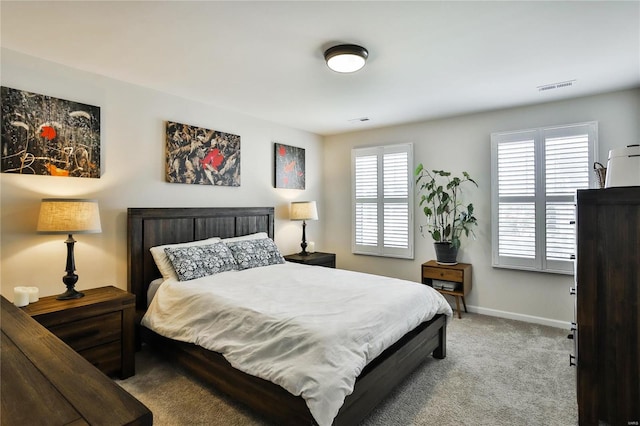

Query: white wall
[0,49,324,299]
[3,47,637,327]
[323,88,640,327]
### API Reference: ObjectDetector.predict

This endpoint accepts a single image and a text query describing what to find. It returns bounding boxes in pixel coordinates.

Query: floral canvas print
[274,143,305,189]
[166,121,240,186]
[1,86,101,178]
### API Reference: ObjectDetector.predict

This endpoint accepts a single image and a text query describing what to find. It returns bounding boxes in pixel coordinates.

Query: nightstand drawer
[79,340,122,376]
[422,267,463,282]
[302,256,336,267]
[49,311,121,352]
[284,252,336,268]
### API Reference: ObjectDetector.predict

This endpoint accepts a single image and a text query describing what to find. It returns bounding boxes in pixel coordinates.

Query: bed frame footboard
[140,314,446,426]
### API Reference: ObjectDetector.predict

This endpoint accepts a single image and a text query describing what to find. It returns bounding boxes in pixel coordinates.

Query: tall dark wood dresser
[574,187,639,425]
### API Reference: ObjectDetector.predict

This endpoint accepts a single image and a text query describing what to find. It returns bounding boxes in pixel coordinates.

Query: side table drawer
[49,311,121,352]
[422,267,463,282]
[79,340,122,376]
[284,252,336,268]
[305,257,335,268]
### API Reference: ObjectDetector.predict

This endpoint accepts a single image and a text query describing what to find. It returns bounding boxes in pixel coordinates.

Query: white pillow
[150,237,221,280]
[147,277,164,306]
[221,232,269,243]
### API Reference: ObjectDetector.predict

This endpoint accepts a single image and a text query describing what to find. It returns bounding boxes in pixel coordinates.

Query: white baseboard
[462,304,572,329]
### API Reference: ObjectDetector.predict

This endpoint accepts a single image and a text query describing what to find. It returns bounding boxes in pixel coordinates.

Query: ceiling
[1,1,639,136]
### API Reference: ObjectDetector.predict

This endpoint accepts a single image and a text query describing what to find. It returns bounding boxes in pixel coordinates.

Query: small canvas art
[166,121,240,186]
[274,143,305,189]
[1,86,101,178]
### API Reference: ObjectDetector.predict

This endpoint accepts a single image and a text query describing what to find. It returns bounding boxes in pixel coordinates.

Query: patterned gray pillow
[165,242,238,281]
[226,238,285,270]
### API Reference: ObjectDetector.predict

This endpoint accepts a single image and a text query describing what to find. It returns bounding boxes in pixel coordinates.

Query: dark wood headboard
[127,207,275,313]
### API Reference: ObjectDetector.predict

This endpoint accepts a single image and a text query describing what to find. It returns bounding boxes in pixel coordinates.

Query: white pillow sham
[147,277,165,306]
[150,237,221,281]
[221,232,269,243]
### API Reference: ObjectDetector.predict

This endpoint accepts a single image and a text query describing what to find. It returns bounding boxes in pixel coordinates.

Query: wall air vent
[537,79,576,92]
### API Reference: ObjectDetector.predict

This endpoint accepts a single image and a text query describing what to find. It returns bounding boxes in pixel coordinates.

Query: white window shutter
[491,122,597,274]
[543,125,593,272]
[354,154,378,248]
[352,144,413,259]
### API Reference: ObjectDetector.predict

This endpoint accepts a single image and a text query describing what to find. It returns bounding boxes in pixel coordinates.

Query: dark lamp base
[57,288,85,300]
[298,250,310,256]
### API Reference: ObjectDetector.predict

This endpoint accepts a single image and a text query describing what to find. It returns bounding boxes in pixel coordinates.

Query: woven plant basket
[594,162,607,189]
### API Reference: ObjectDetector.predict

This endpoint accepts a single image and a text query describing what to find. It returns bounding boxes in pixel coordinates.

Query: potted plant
[415,164,478,264]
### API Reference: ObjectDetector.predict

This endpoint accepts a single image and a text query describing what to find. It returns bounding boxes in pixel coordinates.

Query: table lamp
[37,199,102,300]
[290,201,318,256]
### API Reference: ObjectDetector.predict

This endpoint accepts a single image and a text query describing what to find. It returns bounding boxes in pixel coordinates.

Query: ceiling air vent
[537,79,576,92]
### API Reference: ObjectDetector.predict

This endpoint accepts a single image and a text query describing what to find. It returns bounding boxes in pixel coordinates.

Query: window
[352,143,414,259]
[491,122,597,274]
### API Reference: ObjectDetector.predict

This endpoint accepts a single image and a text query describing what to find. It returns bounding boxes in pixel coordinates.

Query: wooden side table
[22,286,136,379]
[284,252,336,268]
[421,260,472,319]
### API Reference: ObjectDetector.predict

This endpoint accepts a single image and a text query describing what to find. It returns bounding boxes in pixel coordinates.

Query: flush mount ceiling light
[324,44,368,73]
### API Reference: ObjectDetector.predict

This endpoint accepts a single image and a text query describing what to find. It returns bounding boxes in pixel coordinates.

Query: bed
[128,207,450,425]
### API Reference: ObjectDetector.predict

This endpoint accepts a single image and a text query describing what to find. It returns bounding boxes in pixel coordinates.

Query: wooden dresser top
[1,296,151,426]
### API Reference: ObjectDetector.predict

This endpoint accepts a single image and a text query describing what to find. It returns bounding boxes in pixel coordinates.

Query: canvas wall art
[274,143,305,189]
[166,121,240,186]
[1,86,101,178]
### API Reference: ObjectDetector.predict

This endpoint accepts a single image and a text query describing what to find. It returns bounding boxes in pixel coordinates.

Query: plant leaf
[444,224,451,238]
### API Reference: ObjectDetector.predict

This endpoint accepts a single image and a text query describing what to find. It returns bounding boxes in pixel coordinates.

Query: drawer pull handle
[569,354,576,367]
[64,329,100,343]
[569,287,576,295]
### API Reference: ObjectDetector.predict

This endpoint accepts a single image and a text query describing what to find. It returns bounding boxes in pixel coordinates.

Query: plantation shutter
[352,144,414,258]
[491,122,597,274]
[543,127,592,271]
[354,154,378,247]
[495,134,537,266]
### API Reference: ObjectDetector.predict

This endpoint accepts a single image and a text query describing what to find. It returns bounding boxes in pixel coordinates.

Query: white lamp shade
[290,201,318,221]
[37,199,102,234]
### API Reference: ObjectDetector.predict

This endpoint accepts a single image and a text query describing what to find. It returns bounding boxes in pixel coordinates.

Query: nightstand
[284,252,336,268]
[22,286,136,379]
[421,260,472,319]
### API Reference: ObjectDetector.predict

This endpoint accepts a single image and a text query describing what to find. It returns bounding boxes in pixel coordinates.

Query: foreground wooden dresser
[1,296,152,426]
[574,187,639,425]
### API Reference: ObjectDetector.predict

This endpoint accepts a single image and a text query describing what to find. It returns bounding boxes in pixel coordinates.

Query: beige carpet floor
[116,313,577,425]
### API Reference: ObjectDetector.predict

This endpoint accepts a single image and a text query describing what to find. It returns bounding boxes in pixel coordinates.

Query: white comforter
[142,262,452,425]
